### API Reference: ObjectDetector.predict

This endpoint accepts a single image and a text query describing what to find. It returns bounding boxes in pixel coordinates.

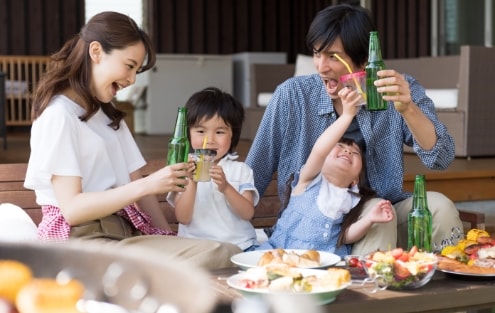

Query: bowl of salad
[363,246,438,290]
[226,265,351,305]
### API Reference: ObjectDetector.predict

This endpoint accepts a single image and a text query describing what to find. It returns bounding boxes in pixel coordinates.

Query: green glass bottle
[166,107,190,165]
[365,31,388,111]
[407,174,433,252]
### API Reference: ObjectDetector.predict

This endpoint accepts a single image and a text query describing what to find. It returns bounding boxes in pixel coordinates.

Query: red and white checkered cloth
[38,204,176,241]
[117,204,176,236]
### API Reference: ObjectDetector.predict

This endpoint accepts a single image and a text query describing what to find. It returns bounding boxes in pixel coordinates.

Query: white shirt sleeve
[24,96,146,205]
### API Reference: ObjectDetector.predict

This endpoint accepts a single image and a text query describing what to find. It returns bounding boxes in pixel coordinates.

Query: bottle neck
[412,176,428,211]
[368,33,383,62]
[173,109,188,139]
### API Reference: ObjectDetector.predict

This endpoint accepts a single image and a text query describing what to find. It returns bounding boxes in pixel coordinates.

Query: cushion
[257,92,273,107]
[294,54,318,76]
[425,89,458,109]
[257,54,318,106]
[0,203,38,241]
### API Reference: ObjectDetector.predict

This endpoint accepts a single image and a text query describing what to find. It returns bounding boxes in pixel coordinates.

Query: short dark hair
[185,87,245,154]
[306,3,375,68]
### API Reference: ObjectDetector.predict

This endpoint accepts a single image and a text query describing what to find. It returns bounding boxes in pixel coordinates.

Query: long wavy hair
[32,11,156,130]
[281,137,376,247]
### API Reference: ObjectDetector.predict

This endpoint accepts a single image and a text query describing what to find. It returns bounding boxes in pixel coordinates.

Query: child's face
[324,142,362,186]
[189,114,232,161]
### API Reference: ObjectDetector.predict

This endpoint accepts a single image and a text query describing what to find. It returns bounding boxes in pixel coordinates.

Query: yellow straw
[333,53,366,100]
[195,136,208,181]
[202,136,207,149]
[333,53,353,74]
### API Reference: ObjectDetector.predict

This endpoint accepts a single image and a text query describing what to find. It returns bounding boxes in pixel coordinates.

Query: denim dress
[258,173,351,257]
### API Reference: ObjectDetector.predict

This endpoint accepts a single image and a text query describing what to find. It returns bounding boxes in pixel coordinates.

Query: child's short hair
[185,87,245,153]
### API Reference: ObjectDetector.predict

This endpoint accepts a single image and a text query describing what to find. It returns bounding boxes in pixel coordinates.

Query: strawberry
[409,246,418,257]
[240,279,256,289]
[398,252,410,262]
[394,261,411,279]
[391,248,404,259]
[347,257,360,267]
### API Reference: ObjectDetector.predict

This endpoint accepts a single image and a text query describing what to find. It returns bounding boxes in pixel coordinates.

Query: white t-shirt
[168,154,260,250]
[24,95,146,206]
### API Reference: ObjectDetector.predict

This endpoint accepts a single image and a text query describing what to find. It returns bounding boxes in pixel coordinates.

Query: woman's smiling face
[90,41,146,103]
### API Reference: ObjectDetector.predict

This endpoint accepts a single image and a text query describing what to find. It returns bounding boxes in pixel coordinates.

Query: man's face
[313,38,363,99]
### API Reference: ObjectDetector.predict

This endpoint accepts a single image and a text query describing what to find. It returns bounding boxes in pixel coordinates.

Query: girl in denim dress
[257,84,394,257]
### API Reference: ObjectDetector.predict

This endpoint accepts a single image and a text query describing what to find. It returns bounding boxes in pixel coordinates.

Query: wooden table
[210,267,495,313]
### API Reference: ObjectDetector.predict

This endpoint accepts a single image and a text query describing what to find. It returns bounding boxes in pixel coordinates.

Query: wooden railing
[0,56,50,126]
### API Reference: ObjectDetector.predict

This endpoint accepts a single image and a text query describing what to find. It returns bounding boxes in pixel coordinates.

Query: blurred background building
[1,0,493,61]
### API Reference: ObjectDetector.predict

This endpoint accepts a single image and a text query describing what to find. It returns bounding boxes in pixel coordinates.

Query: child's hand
[337,87,361,117]
[369,199,394,223]
[210,165,229,192]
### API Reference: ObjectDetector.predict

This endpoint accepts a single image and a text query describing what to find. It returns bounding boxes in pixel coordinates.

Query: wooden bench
[0,161,485,232]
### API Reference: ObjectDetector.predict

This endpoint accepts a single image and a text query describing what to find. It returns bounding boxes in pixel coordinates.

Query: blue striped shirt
[245,73,455,205]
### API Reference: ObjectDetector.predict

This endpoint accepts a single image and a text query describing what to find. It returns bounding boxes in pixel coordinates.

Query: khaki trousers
[351,191,463,255]
[116,236,241,270]
[69,235,241,271]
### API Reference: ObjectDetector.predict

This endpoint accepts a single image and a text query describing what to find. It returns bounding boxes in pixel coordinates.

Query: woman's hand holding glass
[145,162,195,193]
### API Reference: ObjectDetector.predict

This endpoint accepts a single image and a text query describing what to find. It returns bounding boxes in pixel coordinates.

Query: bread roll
[16,278,84,313]
[258,249,321,268]
[325,268,351,289]
[0,260,33,304]
[301,250,320,263]
[258,251,276,266]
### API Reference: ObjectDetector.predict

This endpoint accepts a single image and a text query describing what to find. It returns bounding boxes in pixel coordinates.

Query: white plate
[230,249,341,270]
[226,268,350,306]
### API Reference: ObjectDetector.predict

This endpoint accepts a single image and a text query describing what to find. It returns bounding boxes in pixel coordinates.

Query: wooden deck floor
[2,132,495,202]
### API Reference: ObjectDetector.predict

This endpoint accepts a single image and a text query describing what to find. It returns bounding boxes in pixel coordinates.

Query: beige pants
[73,235,241,270]
[117,236,241,270]
[351,192,463,255]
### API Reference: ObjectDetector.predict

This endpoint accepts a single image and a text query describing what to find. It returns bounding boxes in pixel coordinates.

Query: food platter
[438,268,495,280]
[226,268,350,305]
[437,255,495,280]
[230,249,341,270]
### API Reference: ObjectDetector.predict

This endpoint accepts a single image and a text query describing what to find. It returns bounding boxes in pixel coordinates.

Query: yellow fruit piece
[466,229,490,241]
[0,260,33,304]
[441,246,464,258]
[457,239,477,251]
[403,262,419,276]
[371,251,395,263]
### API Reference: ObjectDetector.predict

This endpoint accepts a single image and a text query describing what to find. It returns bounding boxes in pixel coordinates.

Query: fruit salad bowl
[363,247,438,290]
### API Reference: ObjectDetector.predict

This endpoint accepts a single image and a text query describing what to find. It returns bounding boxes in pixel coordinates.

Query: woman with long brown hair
[24,11,240,269]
